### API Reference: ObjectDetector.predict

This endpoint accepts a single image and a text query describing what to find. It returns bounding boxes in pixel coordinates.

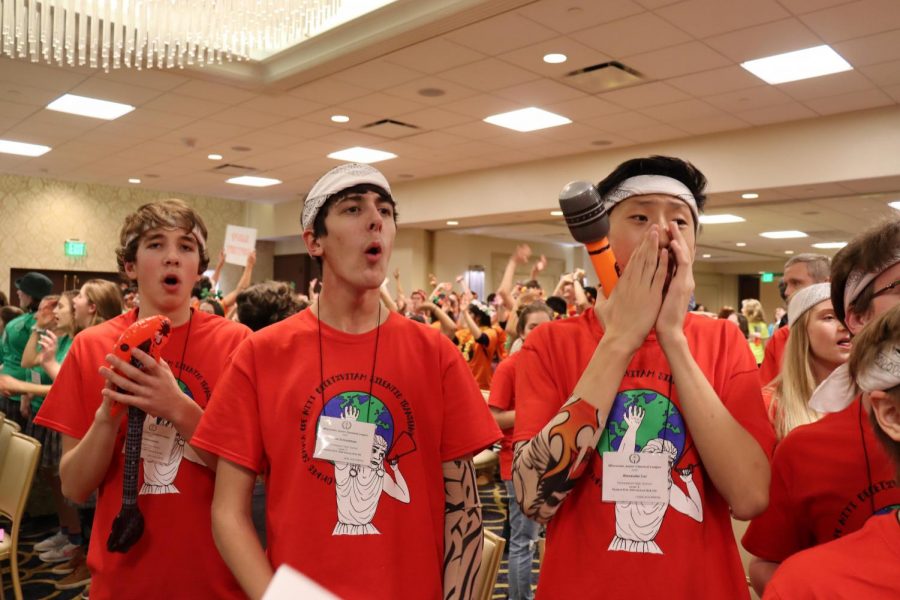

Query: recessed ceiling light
[446,221,459,226]
[736,242,747,247]
[327,147,397,163]
[331,115,350,123]
[46,93,134,120]
[128,178,141,184]
[741,193,759,199]
[785,250,795,255]
[702,254,712,258]
[760,230,808,239]
[543,53,567,64]
[889,201,900,211]
[740,45,852,85]
[226,176,282,187]
[698,214,745,224]
[207,153,223,160]
[550,210,563,217]
[811,241,848,249]
[483,107,571,132]
[0,139,51,156]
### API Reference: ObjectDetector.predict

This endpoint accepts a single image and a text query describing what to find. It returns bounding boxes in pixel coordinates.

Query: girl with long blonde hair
[764,284,851,441]
[742,298,770,365]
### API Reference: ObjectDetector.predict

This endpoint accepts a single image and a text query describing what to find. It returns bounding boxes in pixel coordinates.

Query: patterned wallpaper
[0,174,272,296]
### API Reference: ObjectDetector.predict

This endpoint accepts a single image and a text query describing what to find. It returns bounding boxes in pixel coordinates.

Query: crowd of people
[0,155,898,599]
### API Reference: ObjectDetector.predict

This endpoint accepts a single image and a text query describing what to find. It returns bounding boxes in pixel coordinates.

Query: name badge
[30,370,41,384]
[601,452,670,503]
[314,417,376,467]
[140,417,178,464]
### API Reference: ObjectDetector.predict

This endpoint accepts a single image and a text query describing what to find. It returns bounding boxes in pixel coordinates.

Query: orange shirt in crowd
[192,310,500,600]
[35,309,250,600]
[456,326,498,390]
[514,309,776,599]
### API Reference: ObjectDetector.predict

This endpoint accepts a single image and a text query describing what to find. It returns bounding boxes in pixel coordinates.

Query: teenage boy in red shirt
[34,199,251,599]
[512,156,775,599]
[193,163,500,600]
[763,304,900,599]
[743,217,900,595]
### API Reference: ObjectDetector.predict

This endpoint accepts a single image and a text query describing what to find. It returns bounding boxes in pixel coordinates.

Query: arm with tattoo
[512,395,604,524]
[443,457,482,600]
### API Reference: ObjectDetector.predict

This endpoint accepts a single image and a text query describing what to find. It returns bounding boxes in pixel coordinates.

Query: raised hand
[428,273,438,287]
[655,221,695,345]
[535,255,547,272]
[341,405,360,421]
[511,244,532,265]
[393,268,400,280]
[594,225,668,353]
[624,405,645,428]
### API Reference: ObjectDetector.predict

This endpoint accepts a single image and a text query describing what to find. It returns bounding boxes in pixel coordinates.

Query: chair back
[0,423,13,468]
[3,418,20,433]
[0,432,41,521]
[475,528,506,600]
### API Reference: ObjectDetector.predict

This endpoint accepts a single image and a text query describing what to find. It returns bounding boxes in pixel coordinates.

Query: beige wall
[0,173,254,296]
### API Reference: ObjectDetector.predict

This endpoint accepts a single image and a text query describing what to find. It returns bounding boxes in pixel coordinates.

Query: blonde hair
[769,308,822,440]
[58,291,78,337]
[742,299,766,323]
[81,279,124,330]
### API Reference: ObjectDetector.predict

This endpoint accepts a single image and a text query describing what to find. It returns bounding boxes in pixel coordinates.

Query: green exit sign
[760,272,775,283]
[65,240,86,257]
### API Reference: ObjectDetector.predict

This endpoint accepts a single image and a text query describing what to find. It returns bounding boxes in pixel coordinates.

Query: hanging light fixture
[0,0,390,71]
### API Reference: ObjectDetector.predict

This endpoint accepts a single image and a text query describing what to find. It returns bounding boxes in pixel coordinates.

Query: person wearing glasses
[743,217,900,597]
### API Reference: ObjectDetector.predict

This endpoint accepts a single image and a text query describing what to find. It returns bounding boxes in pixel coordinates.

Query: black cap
[15,272,53,301]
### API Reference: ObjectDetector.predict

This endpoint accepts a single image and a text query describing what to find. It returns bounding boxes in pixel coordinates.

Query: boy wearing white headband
[195,163,500,599]
[762,304,900,599]
[35,199,251,599]
[513,156,774,598]
[743,217,900,595]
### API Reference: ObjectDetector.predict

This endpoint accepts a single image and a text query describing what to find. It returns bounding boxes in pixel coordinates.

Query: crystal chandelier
[0,0,350,71]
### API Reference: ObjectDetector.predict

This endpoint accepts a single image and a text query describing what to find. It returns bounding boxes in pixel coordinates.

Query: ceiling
[1,0,900,260]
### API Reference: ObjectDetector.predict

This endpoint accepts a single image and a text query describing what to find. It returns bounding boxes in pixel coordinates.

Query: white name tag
[140,417,178,464]
[601,452,670,503]
[30,370,41,384]
[314,416,376,467]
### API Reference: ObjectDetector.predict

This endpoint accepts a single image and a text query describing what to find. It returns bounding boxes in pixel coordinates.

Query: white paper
[262,564,341,600]
[223,224,257,267]
[314,417,376,466]
[601,452,670,503]
[140,417,177,464]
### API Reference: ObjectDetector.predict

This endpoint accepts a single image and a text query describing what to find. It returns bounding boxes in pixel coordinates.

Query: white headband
[843,252,900,316]
[302,163,392,231]
[601,175,700,231]
[124,224,207,251]
[788,283,832,328]
[810,346,900,413]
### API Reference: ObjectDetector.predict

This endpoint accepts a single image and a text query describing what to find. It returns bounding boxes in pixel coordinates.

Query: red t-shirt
[191,309,500,600]
[487,351,520,481]
[34,309,250,600]
[763,511,900,599]
[514,309,775,599]
[743,396,900,562]
[759,325,789,387]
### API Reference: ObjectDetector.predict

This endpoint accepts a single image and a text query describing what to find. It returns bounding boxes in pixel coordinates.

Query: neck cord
[317,298,382,419]
[176,309,193,384]
[858,398,877,515]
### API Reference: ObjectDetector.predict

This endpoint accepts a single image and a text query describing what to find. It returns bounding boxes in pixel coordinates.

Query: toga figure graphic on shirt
[608,405,703,554]
[333,405,410,535]
[140,415,204,495]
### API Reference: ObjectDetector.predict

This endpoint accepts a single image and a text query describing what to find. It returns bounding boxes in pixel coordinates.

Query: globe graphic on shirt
[874,503,900,516]
[597,389,687,465]
[320,391,395,448]
[177,379,193,400]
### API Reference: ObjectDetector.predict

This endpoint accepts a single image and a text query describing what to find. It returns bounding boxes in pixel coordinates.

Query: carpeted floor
[1,515,86,599]
[480,479,542,599]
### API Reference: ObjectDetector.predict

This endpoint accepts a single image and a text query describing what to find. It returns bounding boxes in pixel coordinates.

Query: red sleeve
[759,327,788,387]
[191,339,265,473]
[742,443,807,561]
[437,334,501,461]
[717,323,777,461]
[512,325,568,443]
[487,355,516,412]
[34,337,95,439]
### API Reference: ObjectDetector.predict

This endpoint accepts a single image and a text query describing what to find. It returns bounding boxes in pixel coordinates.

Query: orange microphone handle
[585,237,619,298]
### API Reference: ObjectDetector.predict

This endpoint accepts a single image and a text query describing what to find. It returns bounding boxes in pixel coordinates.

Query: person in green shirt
[0,271,53,425]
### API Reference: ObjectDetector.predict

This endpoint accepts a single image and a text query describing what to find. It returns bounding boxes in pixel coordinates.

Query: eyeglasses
[872,279,900,299]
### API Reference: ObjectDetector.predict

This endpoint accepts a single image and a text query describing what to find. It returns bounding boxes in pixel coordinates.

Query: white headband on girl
[810,346,900,413]
[843,252,900,316]
[788,283,831,328]
[601,175,700,231]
